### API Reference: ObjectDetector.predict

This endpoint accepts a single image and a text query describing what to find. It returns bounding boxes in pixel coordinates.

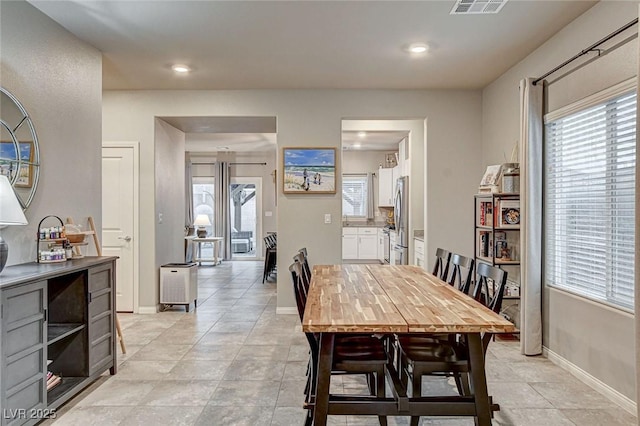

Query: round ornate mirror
[0,87,40,209]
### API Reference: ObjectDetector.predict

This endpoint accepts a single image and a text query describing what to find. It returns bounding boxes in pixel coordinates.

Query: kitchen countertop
[342,221,387,228]
[414,230,424,241]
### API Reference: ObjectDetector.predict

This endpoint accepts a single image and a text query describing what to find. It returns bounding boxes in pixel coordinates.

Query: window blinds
[544,87,636,311]
[342,175,368,217]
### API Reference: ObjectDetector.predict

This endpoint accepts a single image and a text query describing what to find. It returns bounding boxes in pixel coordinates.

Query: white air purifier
[160,263,198,311]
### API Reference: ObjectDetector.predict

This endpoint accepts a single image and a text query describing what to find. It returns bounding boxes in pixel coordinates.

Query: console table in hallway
[185,236,224,266]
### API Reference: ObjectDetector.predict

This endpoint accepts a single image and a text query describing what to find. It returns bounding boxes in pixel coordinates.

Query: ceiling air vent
[450,0,508,15]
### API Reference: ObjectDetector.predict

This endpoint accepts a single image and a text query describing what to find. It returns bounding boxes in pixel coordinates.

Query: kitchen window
[544,81,636,311]
[342,174,368,217]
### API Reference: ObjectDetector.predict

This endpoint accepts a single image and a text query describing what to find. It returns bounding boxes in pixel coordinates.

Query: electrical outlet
[158,213,163,224]
[324,214,331,224]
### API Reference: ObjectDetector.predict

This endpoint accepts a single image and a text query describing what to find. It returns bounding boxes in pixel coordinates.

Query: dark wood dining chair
[432,248,451,280]
[289,262,389,426]
[397,263,508,426]
[294,248,312,294]
[262,235,277,283]
[447,253,475,295]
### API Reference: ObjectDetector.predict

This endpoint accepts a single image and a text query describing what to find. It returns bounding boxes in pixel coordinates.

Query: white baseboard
[276,307,298,315]
[137,306,158,314]
[543,346,637,416]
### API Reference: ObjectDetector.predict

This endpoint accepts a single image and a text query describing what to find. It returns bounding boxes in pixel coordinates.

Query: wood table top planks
[302,264,516,335]
[302,264,407,333]
[366,264,516,334]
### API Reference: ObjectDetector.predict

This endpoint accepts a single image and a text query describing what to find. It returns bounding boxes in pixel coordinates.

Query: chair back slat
[447,253,474,295]
[473,262,508,314]
[293,253,311,295]
[297,248,312,285]
[289,262,307,322]
[432,248,451,280]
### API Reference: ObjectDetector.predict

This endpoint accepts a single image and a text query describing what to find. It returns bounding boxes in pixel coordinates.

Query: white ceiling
[342,131,407,151]
[27,0,596,153]
[29,0,596,91]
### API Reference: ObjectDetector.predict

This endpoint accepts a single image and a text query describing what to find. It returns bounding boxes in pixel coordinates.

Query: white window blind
[544,86,636,311]
[342,175,368,217]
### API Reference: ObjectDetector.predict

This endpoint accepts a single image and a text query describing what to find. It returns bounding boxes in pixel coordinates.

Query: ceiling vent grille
[450,0,508,15]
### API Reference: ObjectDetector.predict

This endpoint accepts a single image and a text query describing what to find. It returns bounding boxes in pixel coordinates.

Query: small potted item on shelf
[500,245,510,261]
[63,240,73,260]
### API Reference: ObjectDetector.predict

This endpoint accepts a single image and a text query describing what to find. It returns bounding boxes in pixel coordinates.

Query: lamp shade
[0,176,27,225]
[193,214,211,227]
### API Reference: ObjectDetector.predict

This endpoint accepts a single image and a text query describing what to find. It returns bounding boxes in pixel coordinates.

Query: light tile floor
[47,261,636,426]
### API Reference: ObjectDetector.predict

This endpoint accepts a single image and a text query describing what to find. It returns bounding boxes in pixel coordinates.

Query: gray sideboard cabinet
[0,257,117,425]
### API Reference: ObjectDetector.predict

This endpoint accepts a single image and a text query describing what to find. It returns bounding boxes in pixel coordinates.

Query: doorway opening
[230,177,262,259]
[192,176,215,259]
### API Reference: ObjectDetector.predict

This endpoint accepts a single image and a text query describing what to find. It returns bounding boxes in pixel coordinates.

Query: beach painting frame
[0,141,33,188]
[283,147,336,194]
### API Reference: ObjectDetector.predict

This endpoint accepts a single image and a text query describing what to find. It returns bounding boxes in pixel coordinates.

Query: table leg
[313,333,334,426]
[467,333,491,426]
[197,241,202,266]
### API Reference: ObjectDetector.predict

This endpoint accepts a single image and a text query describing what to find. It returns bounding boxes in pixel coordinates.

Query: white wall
[154,119,186,307]
[0,1,102,265]
[482,1,638,403]
[103,89,482,312]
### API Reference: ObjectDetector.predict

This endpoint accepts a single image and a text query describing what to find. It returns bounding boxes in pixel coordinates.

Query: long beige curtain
[215,161,232,260]
[185,153,194,262]
[519,77,543,355]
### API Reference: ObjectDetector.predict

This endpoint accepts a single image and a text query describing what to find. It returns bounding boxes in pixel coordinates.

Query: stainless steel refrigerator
[392,176,409,265]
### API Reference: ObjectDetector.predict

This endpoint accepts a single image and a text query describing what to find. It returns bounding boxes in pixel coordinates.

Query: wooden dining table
[302,264,516,426]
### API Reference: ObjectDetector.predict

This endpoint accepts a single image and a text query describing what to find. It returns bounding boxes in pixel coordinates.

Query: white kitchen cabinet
[392,165,400,190]
[342,227,382,260]
[389,231,397,264]
[358,234,378,259]
[377,167,394,207]
[342,231,359,259]
[414,238,425,268]
[377,228,385,262]
[398,137,410,177]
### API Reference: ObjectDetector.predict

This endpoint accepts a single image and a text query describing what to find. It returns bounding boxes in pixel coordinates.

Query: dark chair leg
[367,372,375,395]
[304,408,313,426]
[377,368,387,426]
[410,364,421,426]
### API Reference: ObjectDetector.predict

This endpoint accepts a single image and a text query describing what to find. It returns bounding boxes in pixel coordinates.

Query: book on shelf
[478,201,493,226]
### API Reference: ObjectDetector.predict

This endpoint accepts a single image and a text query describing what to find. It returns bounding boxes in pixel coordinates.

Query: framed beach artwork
[283,147,336,194]
[0,141,33,187]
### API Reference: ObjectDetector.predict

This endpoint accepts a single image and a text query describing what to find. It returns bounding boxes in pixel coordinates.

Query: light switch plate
[158,213,163,224]
[324,214,331,224]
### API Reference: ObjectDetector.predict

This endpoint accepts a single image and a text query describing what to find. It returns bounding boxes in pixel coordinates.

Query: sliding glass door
[230,177,262,259]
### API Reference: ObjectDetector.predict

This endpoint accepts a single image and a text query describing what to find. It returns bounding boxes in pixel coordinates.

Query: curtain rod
[191,162,267,166]
[533,18,638,86]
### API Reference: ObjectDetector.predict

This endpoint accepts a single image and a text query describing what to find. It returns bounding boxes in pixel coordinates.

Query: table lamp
[193,214,211,238]
[0,175,28,273]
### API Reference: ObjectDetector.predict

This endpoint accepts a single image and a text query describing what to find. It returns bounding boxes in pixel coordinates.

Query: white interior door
[102,143,139,312]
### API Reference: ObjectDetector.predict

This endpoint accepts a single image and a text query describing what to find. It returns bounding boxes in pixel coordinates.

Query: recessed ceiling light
[406,43,429,54]
[357,132,367,138]
[172,64,191,73]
